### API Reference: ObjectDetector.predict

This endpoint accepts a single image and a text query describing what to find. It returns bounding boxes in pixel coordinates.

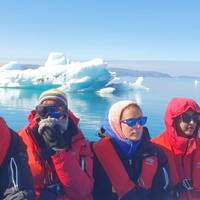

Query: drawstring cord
[10,157,19,190]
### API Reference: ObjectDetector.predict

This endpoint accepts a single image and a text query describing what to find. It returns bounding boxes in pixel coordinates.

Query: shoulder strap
[192,140,200,189]
[138,156,158,189]
[93,137,135,198]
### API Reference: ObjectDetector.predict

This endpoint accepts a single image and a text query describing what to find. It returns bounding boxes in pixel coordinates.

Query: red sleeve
[51,139,93,200]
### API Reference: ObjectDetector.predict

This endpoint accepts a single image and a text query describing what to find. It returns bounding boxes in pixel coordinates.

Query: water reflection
[0,88,42,109]
[0,88,145,140]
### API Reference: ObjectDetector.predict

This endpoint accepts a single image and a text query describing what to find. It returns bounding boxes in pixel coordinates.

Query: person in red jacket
[18,89,93,200]
[0,117,35,200]
[152,97,200,200]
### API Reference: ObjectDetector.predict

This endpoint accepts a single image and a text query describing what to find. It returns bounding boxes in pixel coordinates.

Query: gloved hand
[38,118,69,152]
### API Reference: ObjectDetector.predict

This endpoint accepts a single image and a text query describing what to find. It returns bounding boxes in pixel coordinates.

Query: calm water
[0,77,200,141]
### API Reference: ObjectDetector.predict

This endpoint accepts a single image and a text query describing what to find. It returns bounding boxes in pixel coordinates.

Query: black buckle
[172,178,193,199]
[182,179,193,191]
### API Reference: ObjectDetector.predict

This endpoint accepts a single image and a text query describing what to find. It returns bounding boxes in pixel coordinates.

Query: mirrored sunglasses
[121,116,147,127]
[36,105,66,119]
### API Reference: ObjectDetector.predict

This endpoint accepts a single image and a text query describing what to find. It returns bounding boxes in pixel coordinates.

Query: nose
[133,122,141,128]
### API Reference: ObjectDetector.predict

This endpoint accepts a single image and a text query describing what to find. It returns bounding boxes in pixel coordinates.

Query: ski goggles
[121,116,147,127]
[181,113,199,123]
[36,105,66,119]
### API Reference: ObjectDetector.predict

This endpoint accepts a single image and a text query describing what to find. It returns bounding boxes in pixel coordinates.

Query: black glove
[37,117,77,160]
[40,126,69,152]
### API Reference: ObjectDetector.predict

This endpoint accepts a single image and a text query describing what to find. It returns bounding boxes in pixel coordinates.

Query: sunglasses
[36,105,66,119]
[181,113,199,123]
[121,116,147,127]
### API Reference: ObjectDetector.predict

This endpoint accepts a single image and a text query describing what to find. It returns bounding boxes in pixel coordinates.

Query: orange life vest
[93,137,158,198]
[0,117,11,166]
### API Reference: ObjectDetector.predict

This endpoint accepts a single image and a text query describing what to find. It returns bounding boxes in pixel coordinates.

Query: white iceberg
[0,52,149,93]
[0,53,112,91]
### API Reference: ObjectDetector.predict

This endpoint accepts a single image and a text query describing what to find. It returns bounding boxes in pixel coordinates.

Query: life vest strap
[94,138,135,198]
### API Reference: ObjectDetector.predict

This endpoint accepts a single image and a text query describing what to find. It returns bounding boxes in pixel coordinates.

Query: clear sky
[1,0,200,61]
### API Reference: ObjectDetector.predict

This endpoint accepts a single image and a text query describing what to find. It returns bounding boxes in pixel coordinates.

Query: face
[120,105,143,141]
[176,110,199,138]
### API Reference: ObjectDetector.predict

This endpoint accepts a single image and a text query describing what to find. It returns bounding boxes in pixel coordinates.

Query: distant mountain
[108,67,171,77]
[177,75,200,79]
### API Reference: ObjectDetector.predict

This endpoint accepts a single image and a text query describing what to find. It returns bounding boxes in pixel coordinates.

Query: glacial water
[0,77,200,141]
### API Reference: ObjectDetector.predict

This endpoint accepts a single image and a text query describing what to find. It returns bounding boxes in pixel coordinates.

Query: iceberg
[0,52,149,93]
[0,53,112,91]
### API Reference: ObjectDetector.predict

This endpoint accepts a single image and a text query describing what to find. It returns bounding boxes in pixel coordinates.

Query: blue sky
[1,0,200,61]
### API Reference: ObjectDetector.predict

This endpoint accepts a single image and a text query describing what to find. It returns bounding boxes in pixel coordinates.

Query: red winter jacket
[18,110,93,200]
[0,117,11,166]
[152,97,200,200]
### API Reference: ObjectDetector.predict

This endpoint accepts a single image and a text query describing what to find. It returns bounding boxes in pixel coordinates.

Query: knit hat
[39,89,68,108]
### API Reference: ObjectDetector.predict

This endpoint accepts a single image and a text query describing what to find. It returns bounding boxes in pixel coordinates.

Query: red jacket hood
[163,97,200,154]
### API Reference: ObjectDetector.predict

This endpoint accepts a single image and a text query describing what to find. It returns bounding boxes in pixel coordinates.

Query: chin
[184,132,195,137]
[129,134,141,141]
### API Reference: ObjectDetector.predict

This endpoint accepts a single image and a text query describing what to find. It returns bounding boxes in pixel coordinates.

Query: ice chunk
[130,77,149,91]
[1,61,24,70]
[45,52,70,66]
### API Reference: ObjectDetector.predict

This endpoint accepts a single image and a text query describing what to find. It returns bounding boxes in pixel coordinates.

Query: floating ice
[195,80,199,87]
[97,87,115,94]
[129,77,149,91]
[0,52,149,93]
